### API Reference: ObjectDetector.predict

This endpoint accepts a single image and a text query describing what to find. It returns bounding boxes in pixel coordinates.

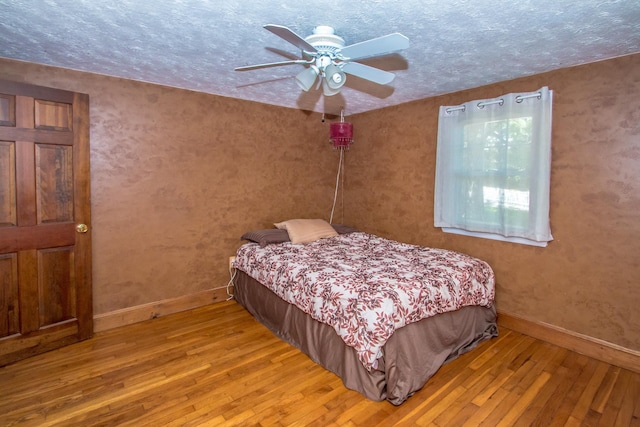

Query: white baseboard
[497,311,640,374]
[93,287,231,333]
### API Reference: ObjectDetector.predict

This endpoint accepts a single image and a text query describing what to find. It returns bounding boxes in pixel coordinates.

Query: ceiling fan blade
[338,33,409,61]
[264,24,318,53]
[340,62,396,85]
[235,59,312,71]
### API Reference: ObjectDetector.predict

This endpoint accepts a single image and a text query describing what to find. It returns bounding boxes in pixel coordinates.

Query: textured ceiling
[1,0,640,115]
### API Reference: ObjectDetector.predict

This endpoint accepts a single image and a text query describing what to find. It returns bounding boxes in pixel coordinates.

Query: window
[434,87,553,246]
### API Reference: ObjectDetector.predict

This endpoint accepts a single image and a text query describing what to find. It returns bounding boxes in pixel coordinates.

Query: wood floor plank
[499,371,552,426]
[1,301,639,426]
[632,373,640,426]
[568,359,611,424]
[466,329,516,370]
[615,369,639,427]
[433,368,497,426]
[542,355,597,425]
[592,365,622,414]
[600,368,634,427]
[516,349,582,425]
[463,387,511,426]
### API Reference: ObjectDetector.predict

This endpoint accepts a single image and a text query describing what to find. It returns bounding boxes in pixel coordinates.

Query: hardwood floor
[1,301,638,426]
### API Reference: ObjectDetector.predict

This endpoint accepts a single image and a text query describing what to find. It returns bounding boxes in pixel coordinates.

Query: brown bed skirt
[234,270,498,405]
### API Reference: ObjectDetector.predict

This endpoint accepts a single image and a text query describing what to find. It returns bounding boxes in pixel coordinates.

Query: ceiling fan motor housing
[304,26,345,54]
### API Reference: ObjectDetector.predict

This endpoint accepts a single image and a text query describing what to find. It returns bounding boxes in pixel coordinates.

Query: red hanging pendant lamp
[329,109,353,150]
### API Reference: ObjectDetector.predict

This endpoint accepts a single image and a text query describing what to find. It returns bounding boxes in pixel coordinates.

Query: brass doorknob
[76,223,89,233]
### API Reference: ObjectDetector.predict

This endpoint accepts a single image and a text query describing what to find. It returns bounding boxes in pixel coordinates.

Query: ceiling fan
[235,24,410,96]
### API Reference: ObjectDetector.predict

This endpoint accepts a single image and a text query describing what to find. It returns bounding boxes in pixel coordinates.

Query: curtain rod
[445,91,542,114]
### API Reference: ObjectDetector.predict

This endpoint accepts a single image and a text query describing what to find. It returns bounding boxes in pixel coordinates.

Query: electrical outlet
[228,256,236,270]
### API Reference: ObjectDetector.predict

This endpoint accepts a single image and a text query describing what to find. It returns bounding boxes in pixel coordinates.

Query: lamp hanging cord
[329,148,344,224]
[226,260,237,300]
[340,150,345,223]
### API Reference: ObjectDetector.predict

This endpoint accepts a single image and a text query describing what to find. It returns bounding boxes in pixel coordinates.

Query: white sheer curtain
[434,87,553,246]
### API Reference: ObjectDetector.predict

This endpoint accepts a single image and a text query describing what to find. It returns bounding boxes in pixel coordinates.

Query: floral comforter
[233,232,495,371]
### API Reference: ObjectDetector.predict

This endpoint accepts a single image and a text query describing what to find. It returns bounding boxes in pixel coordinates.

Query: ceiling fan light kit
[235,24,409,97]
[322,63,347,95]
[295,65,319,91]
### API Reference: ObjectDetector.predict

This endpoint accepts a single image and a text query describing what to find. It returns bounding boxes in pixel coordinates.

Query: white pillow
[274,219,338,244]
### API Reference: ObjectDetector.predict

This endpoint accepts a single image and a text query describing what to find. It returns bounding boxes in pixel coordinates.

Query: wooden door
[0,79,92,366]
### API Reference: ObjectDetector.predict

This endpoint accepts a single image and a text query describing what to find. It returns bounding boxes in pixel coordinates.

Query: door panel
[0,79,91,365]
[0,253,19,337]
[0,94,16,126]
[34,99,72,131]
[17,250,38,334]
[38,246,76,326]
[0,141,17,226]
[36,143,74,224]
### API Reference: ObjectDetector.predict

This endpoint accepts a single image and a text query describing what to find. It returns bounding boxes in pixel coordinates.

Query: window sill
[442,227,549,247]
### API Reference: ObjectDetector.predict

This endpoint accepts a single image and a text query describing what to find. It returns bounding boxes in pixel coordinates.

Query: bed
[232,220,498,405]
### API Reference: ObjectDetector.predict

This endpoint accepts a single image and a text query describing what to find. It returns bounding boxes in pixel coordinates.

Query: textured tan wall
[1,58,339,314]
[345,54,640,352]
[2,54,639,352]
